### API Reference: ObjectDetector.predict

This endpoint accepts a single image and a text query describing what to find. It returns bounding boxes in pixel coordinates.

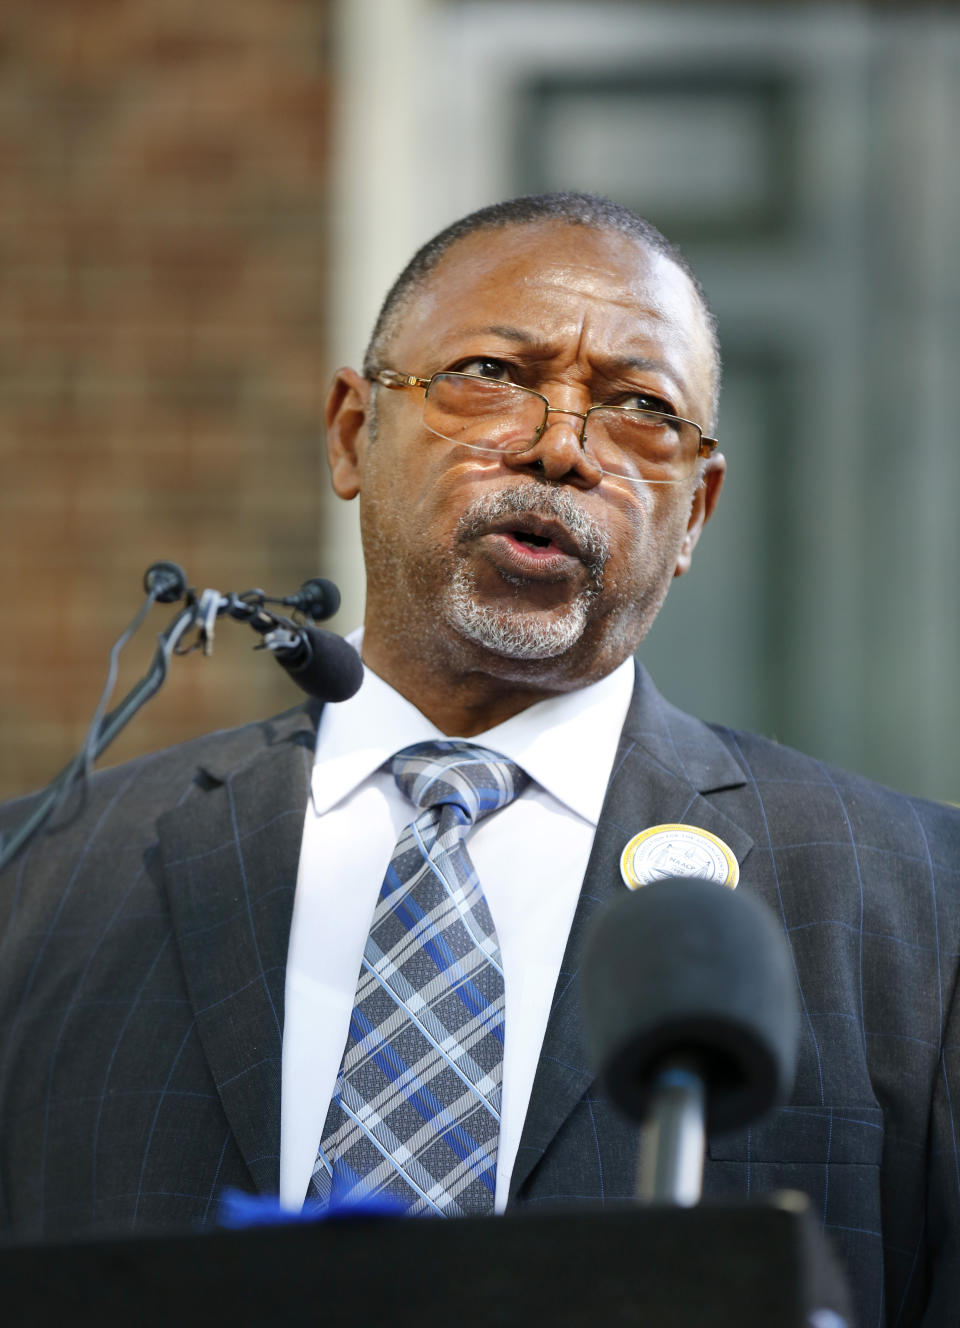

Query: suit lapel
[155,704,320,1195]
[509,665,754,1200]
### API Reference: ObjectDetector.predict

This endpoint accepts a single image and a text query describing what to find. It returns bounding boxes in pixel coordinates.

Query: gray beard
[446,571,596,658]
[442,485,609,661]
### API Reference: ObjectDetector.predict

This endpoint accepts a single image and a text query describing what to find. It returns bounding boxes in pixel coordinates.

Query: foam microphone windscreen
[582,877,799,1134]
[280,627,364,702]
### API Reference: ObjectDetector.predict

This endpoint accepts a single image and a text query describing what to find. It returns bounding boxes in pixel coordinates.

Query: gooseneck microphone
[262,625,364,702]
[0,566,362,871]
[143,561,189,604]
[281,577,341,622]
[582,876,799,1205]
[217,582,362,703]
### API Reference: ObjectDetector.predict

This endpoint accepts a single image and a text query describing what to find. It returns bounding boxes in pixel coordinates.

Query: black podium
[1,1197,852,1326]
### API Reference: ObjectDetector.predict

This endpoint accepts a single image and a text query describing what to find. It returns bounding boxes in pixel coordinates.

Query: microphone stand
[637,1058,706,1206]
[0,602,198,873]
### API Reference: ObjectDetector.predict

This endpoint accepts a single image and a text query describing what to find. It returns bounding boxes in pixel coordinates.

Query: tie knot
[391,740,529,824]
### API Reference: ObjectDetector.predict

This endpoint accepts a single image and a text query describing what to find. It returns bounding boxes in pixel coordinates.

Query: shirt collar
[311,629,634,826]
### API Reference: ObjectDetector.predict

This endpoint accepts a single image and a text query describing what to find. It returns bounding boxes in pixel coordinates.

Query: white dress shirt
[280,636,634,1210]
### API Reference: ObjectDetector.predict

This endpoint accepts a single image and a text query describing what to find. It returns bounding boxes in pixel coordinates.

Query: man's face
[327,220,723,697]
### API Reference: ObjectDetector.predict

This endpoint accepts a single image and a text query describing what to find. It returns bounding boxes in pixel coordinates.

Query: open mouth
[482,527,583,580]
[453,486,609,586]
[484,512,581,560]
[511,530,553,549]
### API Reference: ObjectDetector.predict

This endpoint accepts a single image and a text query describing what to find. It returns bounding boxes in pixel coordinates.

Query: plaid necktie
[307,739,528,1216]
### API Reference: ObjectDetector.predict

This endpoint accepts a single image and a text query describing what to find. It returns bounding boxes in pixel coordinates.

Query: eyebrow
[456,324,677,381]
[457,323,537,344]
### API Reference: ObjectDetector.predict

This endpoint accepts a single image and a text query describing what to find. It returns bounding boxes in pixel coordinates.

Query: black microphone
[143,561,188,604]
[281,577,341,622]
[582,876,798,1203]
[265,625,363,702]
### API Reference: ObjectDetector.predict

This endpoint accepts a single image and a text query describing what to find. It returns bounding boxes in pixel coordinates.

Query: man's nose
[502,407,604,487]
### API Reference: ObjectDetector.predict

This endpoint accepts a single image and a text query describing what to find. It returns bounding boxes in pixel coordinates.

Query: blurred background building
[2,0,957,805]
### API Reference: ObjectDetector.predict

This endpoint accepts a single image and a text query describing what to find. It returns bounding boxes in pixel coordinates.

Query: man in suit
[1,193,959,1326]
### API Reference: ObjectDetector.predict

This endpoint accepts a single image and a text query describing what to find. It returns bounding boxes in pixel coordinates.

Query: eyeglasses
[371,368,718,485]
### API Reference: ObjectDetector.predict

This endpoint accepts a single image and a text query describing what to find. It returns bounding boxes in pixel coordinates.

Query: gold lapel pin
[620,823,740,891]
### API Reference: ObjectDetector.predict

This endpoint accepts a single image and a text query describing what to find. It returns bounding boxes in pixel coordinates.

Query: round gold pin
[620,823,740,891]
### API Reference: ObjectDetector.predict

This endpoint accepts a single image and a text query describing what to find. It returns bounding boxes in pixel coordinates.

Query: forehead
[388,220,713,388]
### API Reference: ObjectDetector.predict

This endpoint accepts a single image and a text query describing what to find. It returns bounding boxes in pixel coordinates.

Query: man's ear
[674,453,726,577]
[325,367,372,500]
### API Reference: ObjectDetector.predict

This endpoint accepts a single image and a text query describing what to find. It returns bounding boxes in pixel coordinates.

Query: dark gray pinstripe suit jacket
[1,663,959,1326]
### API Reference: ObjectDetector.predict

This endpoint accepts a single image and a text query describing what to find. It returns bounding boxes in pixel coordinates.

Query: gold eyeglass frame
[371,368,718,480]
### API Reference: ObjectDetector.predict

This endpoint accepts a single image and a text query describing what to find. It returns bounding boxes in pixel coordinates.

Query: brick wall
[0,0,333,800]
